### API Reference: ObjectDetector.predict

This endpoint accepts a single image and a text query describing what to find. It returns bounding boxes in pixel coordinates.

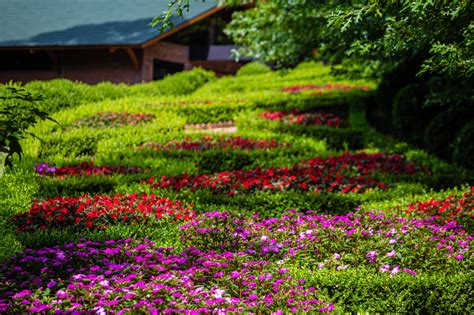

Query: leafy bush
[424,108,474,160]
[0,83,55,168]
[236,61,272,76]
[453,121,474,170]
[392,83,429,144]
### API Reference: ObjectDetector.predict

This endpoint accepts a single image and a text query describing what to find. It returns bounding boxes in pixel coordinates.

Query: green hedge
[299,268,473,313]
[25,68,216,113]
[392,82,431,144]
[236,61,272,76]
[453,121,474,170]
[424,108,474,161]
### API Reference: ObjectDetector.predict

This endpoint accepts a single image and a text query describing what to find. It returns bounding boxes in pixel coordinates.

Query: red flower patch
[147,152,422,195]
[13,193,194,232]
[260,109,347,128]
[139,136,288,151]
[282,84,370,94]
[35,162,142,177]
[73,112,155,128]
[405,187,474,226]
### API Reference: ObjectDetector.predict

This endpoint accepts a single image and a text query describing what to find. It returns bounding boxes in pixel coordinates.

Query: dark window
[189,45,209,61]
[153,59,184,80]
[0,51,53,70]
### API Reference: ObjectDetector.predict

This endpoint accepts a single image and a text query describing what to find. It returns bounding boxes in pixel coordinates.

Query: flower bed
[405,187,473,230]
[35,162,142,177]
[72,112,155,128]
[139,136,287,151]
[180,209,472,274]
[282,84,370,94]
[0,239,333,313]
[147,152,422,195]
[260,109,347,128]
[12,193,194,231]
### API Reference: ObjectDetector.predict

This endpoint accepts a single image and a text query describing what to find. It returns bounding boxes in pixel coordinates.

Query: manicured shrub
[424,108,473,160]
[392,83,429,144]
[72,112,155,128]
[39,134,102,158]
[236,61,272,76]
[277,124,364,150]
[177,102,251,124]
[303,269,472,313]
[36,175,119,198]
[453,121,474,170]
[24,68,216,113]
[196,150,255,173]
[131,67,216,97]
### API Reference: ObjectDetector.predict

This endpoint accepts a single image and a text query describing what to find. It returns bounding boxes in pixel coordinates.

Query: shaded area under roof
[0,0,218,47]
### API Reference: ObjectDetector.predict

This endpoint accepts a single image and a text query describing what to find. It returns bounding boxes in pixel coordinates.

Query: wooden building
[0,0,246,84]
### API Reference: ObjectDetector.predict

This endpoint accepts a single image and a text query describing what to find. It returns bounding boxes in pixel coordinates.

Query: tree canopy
[155,0,473,81]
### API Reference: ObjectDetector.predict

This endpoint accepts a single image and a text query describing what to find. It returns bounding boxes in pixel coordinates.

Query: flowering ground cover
[139,136,287,152]
[181,209,472,274]
[12,193,194,231]
[35,162,142,177]
[1,205,471,313]
[405,187,473,231]
[0,238,334,313]
[72,112,155,128]
[260,109,347,128]
[147,152,422,195]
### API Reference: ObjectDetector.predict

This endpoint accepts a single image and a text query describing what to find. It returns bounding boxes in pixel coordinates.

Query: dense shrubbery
[24,68,216,113]
[236,61,272,76]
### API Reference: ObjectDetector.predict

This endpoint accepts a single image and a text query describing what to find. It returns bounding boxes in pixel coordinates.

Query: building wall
[142,42,191,82]
[0,42,245,84]
[0,49,142,84]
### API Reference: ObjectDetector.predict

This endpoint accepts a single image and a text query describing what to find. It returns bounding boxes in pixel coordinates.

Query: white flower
[213,288,226,298]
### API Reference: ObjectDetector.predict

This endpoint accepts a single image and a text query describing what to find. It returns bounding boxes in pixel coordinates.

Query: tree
[155,1,473,80]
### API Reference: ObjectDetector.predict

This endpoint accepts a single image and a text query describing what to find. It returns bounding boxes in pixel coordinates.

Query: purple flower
[248,294,258,301]
[56,290,69,299]
[455,254,464,260]
[380,264,391,273]
[366,250,378,263]
[390,266,400,277]
[386,249,396,258]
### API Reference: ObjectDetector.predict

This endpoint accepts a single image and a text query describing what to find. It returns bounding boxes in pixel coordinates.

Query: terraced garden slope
[0,63,472,313]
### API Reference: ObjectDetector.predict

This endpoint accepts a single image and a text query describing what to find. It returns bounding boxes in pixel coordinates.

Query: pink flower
[455,254,464,260]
